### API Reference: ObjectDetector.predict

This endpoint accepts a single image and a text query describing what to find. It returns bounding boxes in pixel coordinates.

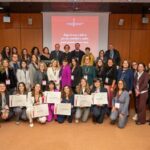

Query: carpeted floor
[0,113,150,150]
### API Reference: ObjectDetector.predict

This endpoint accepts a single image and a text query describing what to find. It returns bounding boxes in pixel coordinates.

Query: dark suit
[71,66,83,93]
[134,72,149,124]
[50,50,64,64]
[104,49,121,66]
[63,52,72,64]
[70,50,85,65]
[91,87,108,124]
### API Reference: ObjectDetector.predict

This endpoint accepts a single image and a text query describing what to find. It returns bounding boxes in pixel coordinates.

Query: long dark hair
[16,82,27,94]
[61,86,73,99]
[32,84,43,97]
[48,80,57,91]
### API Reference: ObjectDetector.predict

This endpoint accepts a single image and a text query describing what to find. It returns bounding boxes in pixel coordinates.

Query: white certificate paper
[9,95,27,107]
[74,94,93,107]
[33,104,49,118]
[92,92,108,105]
[54,103,71,116]
[44,91,61,104]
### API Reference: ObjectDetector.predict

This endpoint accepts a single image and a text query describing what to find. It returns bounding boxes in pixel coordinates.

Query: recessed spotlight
[0,7,4,10]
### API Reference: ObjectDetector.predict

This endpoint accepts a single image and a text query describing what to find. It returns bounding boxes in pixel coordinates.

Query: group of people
[0,43,150,129]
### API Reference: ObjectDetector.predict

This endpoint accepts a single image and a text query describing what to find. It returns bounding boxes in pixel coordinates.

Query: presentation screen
[51,16,99,55]
[43,13,109,57]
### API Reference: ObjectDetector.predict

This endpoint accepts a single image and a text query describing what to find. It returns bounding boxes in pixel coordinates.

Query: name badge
[6,79,10,85]
[71,75,74,80]
[42,80,46,85]
[84,75,88,80]
[115,103,120,109]
[105,77,109,83]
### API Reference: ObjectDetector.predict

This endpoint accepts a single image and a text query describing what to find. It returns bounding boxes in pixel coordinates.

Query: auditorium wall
[0,13,43,53]
[0,13,150,64]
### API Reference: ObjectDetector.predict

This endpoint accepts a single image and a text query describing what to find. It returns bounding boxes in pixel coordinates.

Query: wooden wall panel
[131,14,150,30]
[20,13,43,29]
[0,29,20,51]
[0,13,20,29]
[109,30,130,62]
[130,30,150,64]
[21,29,43,52]
[109,14,132,30]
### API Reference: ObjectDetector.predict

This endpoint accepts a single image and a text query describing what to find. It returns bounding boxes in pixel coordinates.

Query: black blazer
[71,66,83,88]
[50,50,64,64]
[104,49,121,66]
[70,50,85,65]
[63,52,72,64]
[0,68,17,90]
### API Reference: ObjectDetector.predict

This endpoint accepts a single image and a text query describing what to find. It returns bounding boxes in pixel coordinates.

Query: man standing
[50,43,64,65]
[104,44,121,66]
[70,43,85,65]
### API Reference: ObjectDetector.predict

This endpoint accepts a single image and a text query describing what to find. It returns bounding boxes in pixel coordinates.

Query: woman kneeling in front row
[26,84,47,127]
[110,80,130,128]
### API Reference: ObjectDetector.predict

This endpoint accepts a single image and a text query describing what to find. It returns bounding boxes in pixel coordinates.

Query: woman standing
[71,58,82,93]
[47,59,60,90]
[40,47,51,66]
[1,46,11,60]
[82,56,96,86]
[103,59,117,109]
[26,84,47,127]
[117,60,134,93]
[134,63,149,125]
[57,86,75,123]
[75,78,91,123]
[35,62,48,91]
[28,55,39,88]
[21,48,31,65]
[95,59,105,86]
[110,80,130,128]
[13,82,28,124]
[16,60,31,91]
[60,59,71,89]
[0,59,17,94]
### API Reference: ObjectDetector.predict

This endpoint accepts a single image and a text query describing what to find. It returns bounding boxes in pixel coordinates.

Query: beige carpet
[0,114,150,150]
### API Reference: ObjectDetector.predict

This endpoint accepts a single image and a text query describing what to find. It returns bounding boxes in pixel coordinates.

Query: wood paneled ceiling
[0,1,150,13]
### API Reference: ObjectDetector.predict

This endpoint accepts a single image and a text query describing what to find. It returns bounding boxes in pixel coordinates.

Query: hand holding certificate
[9,95,27,107]
[74,94,93,107]
[92,92,108,105]
[33,104,49,118]
[54,103,71,116]
[44,91,61,104]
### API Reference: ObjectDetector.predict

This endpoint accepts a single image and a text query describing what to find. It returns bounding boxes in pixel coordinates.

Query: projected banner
[51,16,99,53]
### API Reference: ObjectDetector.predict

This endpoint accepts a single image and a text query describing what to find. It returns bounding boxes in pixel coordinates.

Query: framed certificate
[54,103,71,116]
[33,104,49,118]
[44,91,61,104]
[92,92,108,105]
[74,94,93,107]
[9,95,27,107]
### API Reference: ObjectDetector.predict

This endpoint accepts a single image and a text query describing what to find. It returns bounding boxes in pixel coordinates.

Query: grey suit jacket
[112,90,130,116]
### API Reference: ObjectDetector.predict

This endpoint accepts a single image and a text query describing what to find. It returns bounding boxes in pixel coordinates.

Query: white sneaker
[132,114,138,121]
[75,119,79,123]
[16,122,20,125]
[29,123,34,127]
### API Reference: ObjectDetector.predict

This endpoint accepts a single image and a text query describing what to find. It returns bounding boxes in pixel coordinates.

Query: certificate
[54,103,71,116]
[44,91,61,104]
[92,92,108,105]
[74,94,93,107]
[9,95,27,107]
[33,104,49,118]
